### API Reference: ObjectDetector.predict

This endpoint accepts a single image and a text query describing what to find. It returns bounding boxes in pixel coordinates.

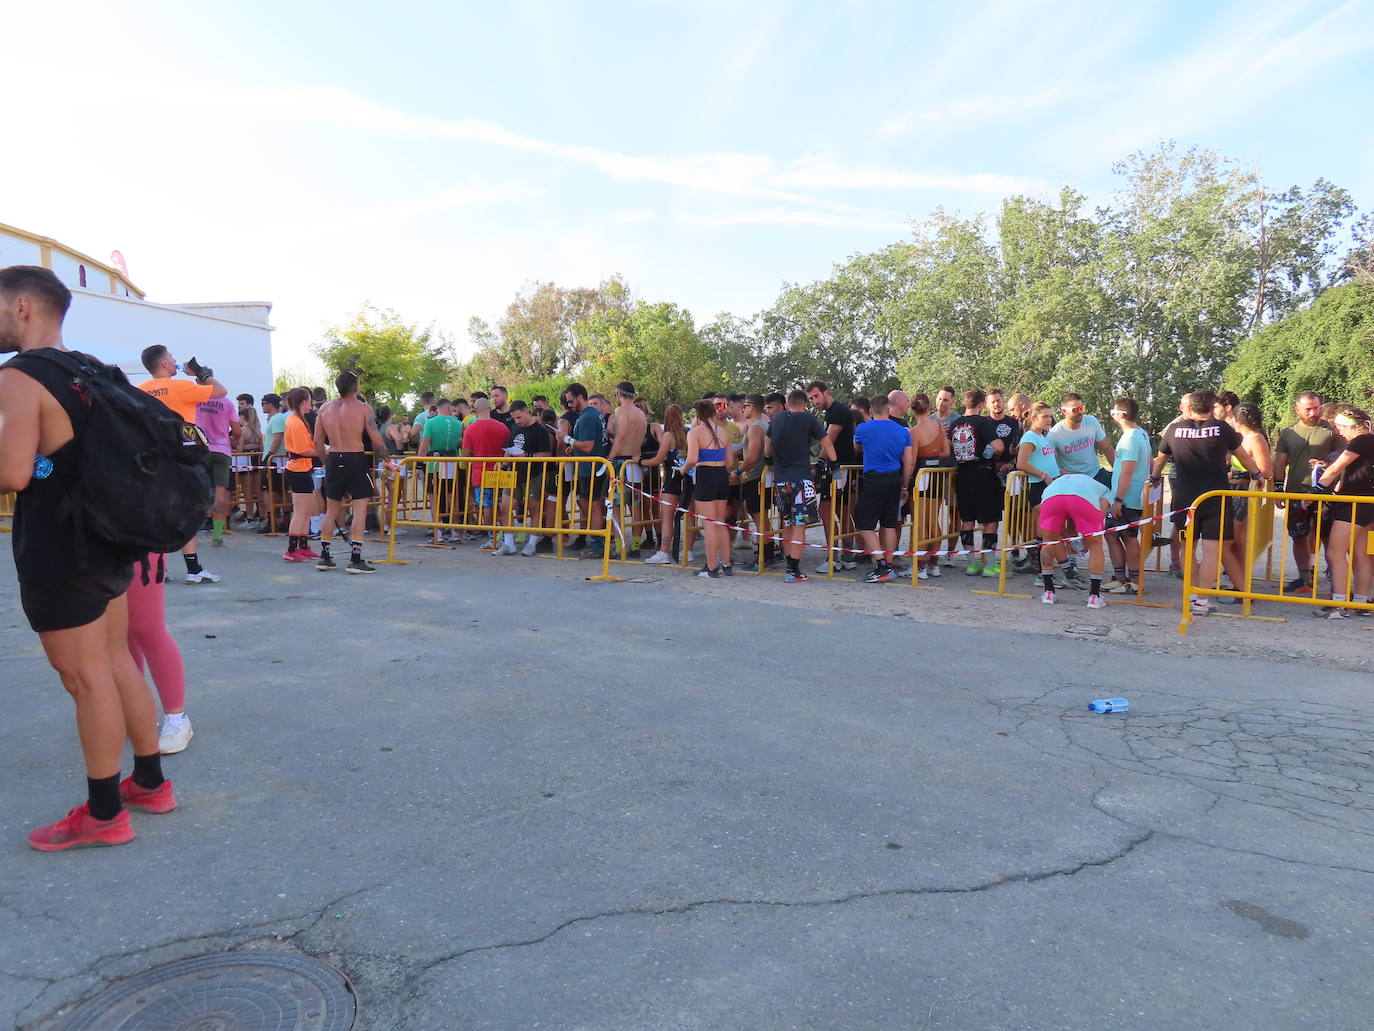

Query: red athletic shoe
[120,776,177,814]
[299,545,321,559]
[283,548,308,562]
[27,802,134,852]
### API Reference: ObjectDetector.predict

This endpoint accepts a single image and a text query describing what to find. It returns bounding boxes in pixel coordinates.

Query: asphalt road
[1,538,1371,1029]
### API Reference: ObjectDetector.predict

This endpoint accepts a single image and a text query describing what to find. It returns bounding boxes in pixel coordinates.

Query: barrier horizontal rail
[383,455,622,582]
[1179,488,1374,634]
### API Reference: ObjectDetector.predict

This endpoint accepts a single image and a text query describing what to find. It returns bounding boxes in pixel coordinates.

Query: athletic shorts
[1027,480,1047,509]
[1106,506,1143,535]
[285,470,316,495]
[1038,494,1104,537]
[207,451,232,489]
[1286,500,1315,537]
[693,466,730,504]
[1326,500,1374,528]
[739,479,766,513]
[617,460,644,485]
[1191,494,1233,542]
[325,452,376,502]
[663,470,687,497]
[473,485,497,508]
[575,472,609,501]
[955,464,1003,525]
[20,565,133,634]
[854,471,904,531]
[776,478,819,528]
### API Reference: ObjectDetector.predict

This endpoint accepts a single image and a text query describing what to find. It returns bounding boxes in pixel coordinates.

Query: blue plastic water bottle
[32,455,53,480]
[1088,698,1129,713]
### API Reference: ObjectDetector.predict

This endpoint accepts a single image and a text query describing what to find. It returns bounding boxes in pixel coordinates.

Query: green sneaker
[965,557,983,576]
[981,560,1001,578]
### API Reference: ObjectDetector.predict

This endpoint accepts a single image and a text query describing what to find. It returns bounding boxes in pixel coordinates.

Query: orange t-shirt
[284,414,315,473]
[138,377,213,423]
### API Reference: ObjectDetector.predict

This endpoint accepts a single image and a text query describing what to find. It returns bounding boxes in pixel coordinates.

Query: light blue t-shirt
[1111,426,1151,509]
[1019,429,1059,481]
[1042,473,1112,507]
[1047,415,1106,476]
[263,411,289,458]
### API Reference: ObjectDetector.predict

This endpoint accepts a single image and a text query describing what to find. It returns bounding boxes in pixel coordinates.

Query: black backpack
[19,349,213,567]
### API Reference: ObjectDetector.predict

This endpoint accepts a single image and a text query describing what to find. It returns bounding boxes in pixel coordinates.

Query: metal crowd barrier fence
[904,464,957,587]
[382,455,621,581]
[0,491,13,533]
[1178,488,1374,634]
[972,470,1036,599]
[816,465,864,577]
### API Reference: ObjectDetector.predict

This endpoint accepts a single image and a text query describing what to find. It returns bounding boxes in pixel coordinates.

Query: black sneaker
[535,538,554,553]
[316,550,336,571]
[347,554,378,574]
[865,565,894,583]
[571,536,586,550]
[696,565,721,579]
[721,564,733,577]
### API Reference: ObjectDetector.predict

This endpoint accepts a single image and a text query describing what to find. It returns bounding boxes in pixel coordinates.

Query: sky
[3,0,1371,377]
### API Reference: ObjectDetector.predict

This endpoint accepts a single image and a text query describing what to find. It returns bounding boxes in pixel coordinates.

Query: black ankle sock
[87,773,122,820]
[183,553,202,574]
[787,556,800,573]
[1090,576,1102,595]
[960,530,975,549]
[351,543,362,557]
[132,752,165,790]
[1042,573,1055,592]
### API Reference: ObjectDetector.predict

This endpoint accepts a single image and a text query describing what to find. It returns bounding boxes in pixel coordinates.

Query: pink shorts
[1038,494,1104,536]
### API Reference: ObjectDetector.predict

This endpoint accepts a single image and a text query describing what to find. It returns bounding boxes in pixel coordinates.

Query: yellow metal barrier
[817,465,864,577]
[904,464,956,587]
[1179,488,1374,634]
[0,491,13,533]
[1114,484,1172,609]
[383,455,622,581]
[972,470,1036,599]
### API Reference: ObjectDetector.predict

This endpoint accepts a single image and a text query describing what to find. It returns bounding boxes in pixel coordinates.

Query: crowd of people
[0,261,1371,851]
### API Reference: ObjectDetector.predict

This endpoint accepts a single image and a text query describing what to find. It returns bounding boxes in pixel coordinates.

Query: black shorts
[693,466,730,504]
[1326,500,1374,528]
[324,452,376,502]
[727,482,742,503]
[739,479,767,513]
[663,470,686,497]
[1106,506,1143,535]
[1192,494,1234,542]
[285,469,316,495]
[854,471,904,531]
[955,465,1003,525]
[20,566,133,634]
[1027,480,1047,509]
[1286,500,1315,537]
[575,472,609,501]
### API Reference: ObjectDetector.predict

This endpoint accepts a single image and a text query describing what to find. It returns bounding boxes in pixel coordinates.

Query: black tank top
[640,424,658,460]
[4,349,131,585]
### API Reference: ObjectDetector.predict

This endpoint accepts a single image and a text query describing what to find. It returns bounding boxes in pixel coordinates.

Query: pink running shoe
[119,776,177,814]
[28,802,134,852]
[283,549,309,562]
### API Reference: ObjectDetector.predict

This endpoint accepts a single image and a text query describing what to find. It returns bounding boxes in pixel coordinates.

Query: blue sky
[4,1,1371,375]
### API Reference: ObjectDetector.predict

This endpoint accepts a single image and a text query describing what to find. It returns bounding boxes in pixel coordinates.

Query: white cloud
[320,184,546,234]
[773,157,1048,195]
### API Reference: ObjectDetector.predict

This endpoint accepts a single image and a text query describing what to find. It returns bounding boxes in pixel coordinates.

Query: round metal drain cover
[59,951,356,1030]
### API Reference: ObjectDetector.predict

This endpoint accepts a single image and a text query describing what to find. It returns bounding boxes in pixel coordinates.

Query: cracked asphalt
[1,536,1371,1029]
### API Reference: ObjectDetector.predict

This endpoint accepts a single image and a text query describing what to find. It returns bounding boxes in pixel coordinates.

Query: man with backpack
[0,266,184,851]
[137,344,229,584]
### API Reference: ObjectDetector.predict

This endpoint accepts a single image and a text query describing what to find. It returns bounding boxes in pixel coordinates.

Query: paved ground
[1,531,1371,1029]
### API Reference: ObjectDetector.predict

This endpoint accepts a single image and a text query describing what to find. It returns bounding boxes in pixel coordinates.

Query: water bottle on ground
[1088,697,1129,713]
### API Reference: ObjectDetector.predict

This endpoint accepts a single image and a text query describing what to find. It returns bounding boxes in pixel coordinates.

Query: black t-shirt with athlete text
[948,414,999,467]
[1161,418,1241,504]
[824,402,856,465]
[768,410,824,482]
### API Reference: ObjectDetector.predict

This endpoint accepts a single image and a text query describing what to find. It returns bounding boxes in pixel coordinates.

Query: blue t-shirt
[1019,429,1059,481]
[854,418,911,474]
[1047,415,1106,476]
[573,406,609,476]
[1111,426,1151,509]
[1042,473,1112,507]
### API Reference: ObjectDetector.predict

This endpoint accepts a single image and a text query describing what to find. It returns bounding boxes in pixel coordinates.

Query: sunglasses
[1061,405,1084,414]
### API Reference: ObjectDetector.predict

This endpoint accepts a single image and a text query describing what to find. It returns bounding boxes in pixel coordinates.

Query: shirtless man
[312,370,391,574]
[909,393,953,578]
[607,381,649,557]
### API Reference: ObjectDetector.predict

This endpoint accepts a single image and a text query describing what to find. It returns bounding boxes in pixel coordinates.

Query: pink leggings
[126,557,187,712]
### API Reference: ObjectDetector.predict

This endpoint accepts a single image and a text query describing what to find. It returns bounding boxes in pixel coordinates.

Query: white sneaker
[1189,598,1213,616]
[158,712,193,754]
[493,542,518,556]
[838,559,858,571]
[184,569,221,584]
[644,551,673,564]
[917,566,929,581]
[928,564,942,578]
[1041,590,1056,605]
[1086,594,1107,610]
[521,540,537,557]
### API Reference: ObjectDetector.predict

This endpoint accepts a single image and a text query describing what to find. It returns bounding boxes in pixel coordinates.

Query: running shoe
[28,802,134,852]
[981,560,1001,578]
[579,546,605,561]
[1189,598,1214,616]
[347,554,379,574]
[298,546,321,560]
[1040,589,1056,605]
[644,551,673,564]
[697,565,721,579]
[283,549,308,562]
[184,569,222,584]
[316,551,337,571]
[1060,568,1088,590]
[917,566,929,581]
[927,563,942,578]
[1011,555,1036,574]
[721,564,734,577]
[815,561,836,574]
[965,558,983,576]
[1326,606,1349,620]
[535,538,554,553]
[307,530,321,541]
[1086,594,1107,610]
[119,775,177,814]
[865,566,894,584]
[521,540,538,557]
[570,536,586,550]
[158,712,193,754]
[838,558,858,570]
[784,569,807,584]
[1283,575,1313,595]
[493,542,518,556]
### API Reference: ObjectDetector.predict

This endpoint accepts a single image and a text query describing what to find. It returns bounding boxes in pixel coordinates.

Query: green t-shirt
[421,414,464,454]
[1276,422,1335,488]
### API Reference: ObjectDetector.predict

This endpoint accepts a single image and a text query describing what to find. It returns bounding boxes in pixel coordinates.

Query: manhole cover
[58,951,356,1030]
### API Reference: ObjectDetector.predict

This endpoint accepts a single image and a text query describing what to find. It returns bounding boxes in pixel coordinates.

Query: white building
[0,222,274,398]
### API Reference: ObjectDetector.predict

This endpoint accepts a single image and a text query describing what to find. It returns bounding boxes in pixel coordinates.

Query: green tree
[579,299,724,406]
[1225,282,1374,433]
[314,304,454,412]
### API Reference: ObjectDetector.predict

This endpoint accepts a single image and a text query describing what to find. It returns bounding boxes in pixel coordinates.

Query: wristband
[563,434,575,447]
